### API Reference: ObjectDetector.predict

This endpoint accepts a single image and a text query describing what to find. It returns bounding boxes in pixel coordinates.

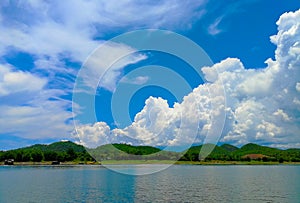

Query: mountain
[112,143,161,155]
[180,144,232,161]
[181,143,300,162]
[21,141,86,153]
[89,144,179,160]
[0,141,92,162]
[220,144,239,152]
[1,141,300,163]
[238,143,280,155]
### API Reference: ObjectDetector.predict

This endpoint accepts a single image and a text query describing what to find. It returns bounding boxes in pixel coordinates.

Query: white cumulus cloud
[75,9,300,149]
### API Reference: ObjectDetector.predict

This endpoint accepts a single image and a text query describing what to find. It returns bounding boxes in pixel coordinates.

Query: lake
[0,165,299,202]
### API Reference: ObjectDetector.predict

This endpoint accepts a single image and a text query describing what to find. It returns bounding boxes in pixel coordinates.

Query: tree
[66,148,77,161]
[57,152,67,162]
[4,151,15,160]
[31,151,43,162]
[242,157,251,162]
[15,151,23,162]
[0,151,4,161]
[44,151,58,161]
[22,152,31,162]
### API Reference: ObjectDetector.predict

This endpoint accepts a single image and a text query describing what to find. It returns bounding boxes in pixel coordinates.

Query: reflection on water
[103,164,173,175]
[134,165,300,202]
[0,165,299,202]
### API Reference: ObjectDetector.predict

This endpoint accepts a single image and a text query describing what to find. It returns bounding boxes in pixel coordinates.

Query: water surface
[0,165,299,202]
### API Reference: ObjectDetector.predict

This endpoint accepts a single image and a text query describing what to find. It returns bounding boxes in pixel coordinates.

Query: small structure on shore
[51,161,60,165]
[4,159,14,165]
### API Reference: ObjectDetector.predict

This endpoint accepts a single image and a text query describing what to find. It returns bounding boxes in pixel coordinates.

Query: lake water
[0,165,299,202]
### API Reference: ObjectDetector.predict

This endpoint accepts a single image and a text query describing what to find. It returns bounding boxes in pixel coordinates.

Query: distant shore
[1,160,300,166]
[101,160,300,165]
[0,161,101,166]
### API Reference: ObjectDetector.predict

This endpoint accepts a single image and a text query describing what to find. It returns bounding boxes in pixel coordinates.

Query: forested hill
[1,141,300,163]
[22,141,87,153]
[0,141,93,162]
[180,143,300,162]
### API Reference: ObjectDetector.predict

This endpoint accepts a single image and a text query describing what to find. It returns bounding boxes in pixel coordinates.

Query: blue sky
[0,0,300,150]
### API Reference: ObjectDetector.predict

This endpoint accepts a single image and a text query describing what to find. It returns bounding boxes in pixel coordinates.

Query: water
[0,165,299,203]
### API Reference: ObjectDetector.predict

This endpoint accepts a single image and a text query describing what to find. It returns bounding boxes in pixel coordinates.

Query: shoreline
[1,160,300,166]
[0,161,101,166]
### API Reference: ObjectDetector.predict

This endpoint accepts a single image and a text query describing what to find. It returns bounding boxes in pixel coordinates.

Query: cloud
[1,2,299,150]
[296,82,300,92]
[0,0,207,61]
[75,122,111,148]
[120,76,150,85]
[1,0,209,147]
[0,0,207,94]
[0,63,73,141]
[0,64,47,96]
[208,17,223,35]
[75,9,300,149]
[75,121,143,148]
[55,0,207,31]
[212,9,300,147]
[0,101,73,140]
[205,0,255,36]
[81,42,147,92]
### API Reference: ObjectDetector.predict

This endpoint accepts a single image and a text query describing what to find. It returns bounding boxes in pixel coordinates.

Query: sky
[0,0,300,150]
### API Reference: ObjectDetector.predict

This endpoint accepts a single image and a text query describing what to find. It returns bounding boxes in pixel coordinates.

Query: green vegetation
[220,144,239,152]
[0,141,94,163]
[113,144,161,155]
[89,144,180,161]
[1,141,300,164]
[180,143,300,162]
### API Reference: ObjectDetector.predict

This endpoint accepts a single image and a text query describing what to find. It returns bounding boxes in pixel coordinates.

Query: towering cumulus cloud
[76,9,300,149]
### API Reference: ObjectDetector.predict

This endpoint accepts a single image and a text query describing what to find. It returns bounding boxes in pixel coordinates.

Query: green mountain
[0,141,92,162]
[22,141,86,153]
[180,144,232,161]
[113,143,161,155]
[181,143,300,162]
[220,144,239,152]
[89,144,179,160]
[1,141,300,163]
[234,143,281,157]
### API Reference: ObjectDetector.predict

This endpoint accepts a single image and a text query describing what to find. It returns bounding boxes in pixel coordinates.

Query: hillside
[220,144,239,152]
[89,144,180,160]
[181,143,300,162]
[0,141,93,162]
[1,141,300,163]
[180,144,239,161]
[22,141,86,153]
